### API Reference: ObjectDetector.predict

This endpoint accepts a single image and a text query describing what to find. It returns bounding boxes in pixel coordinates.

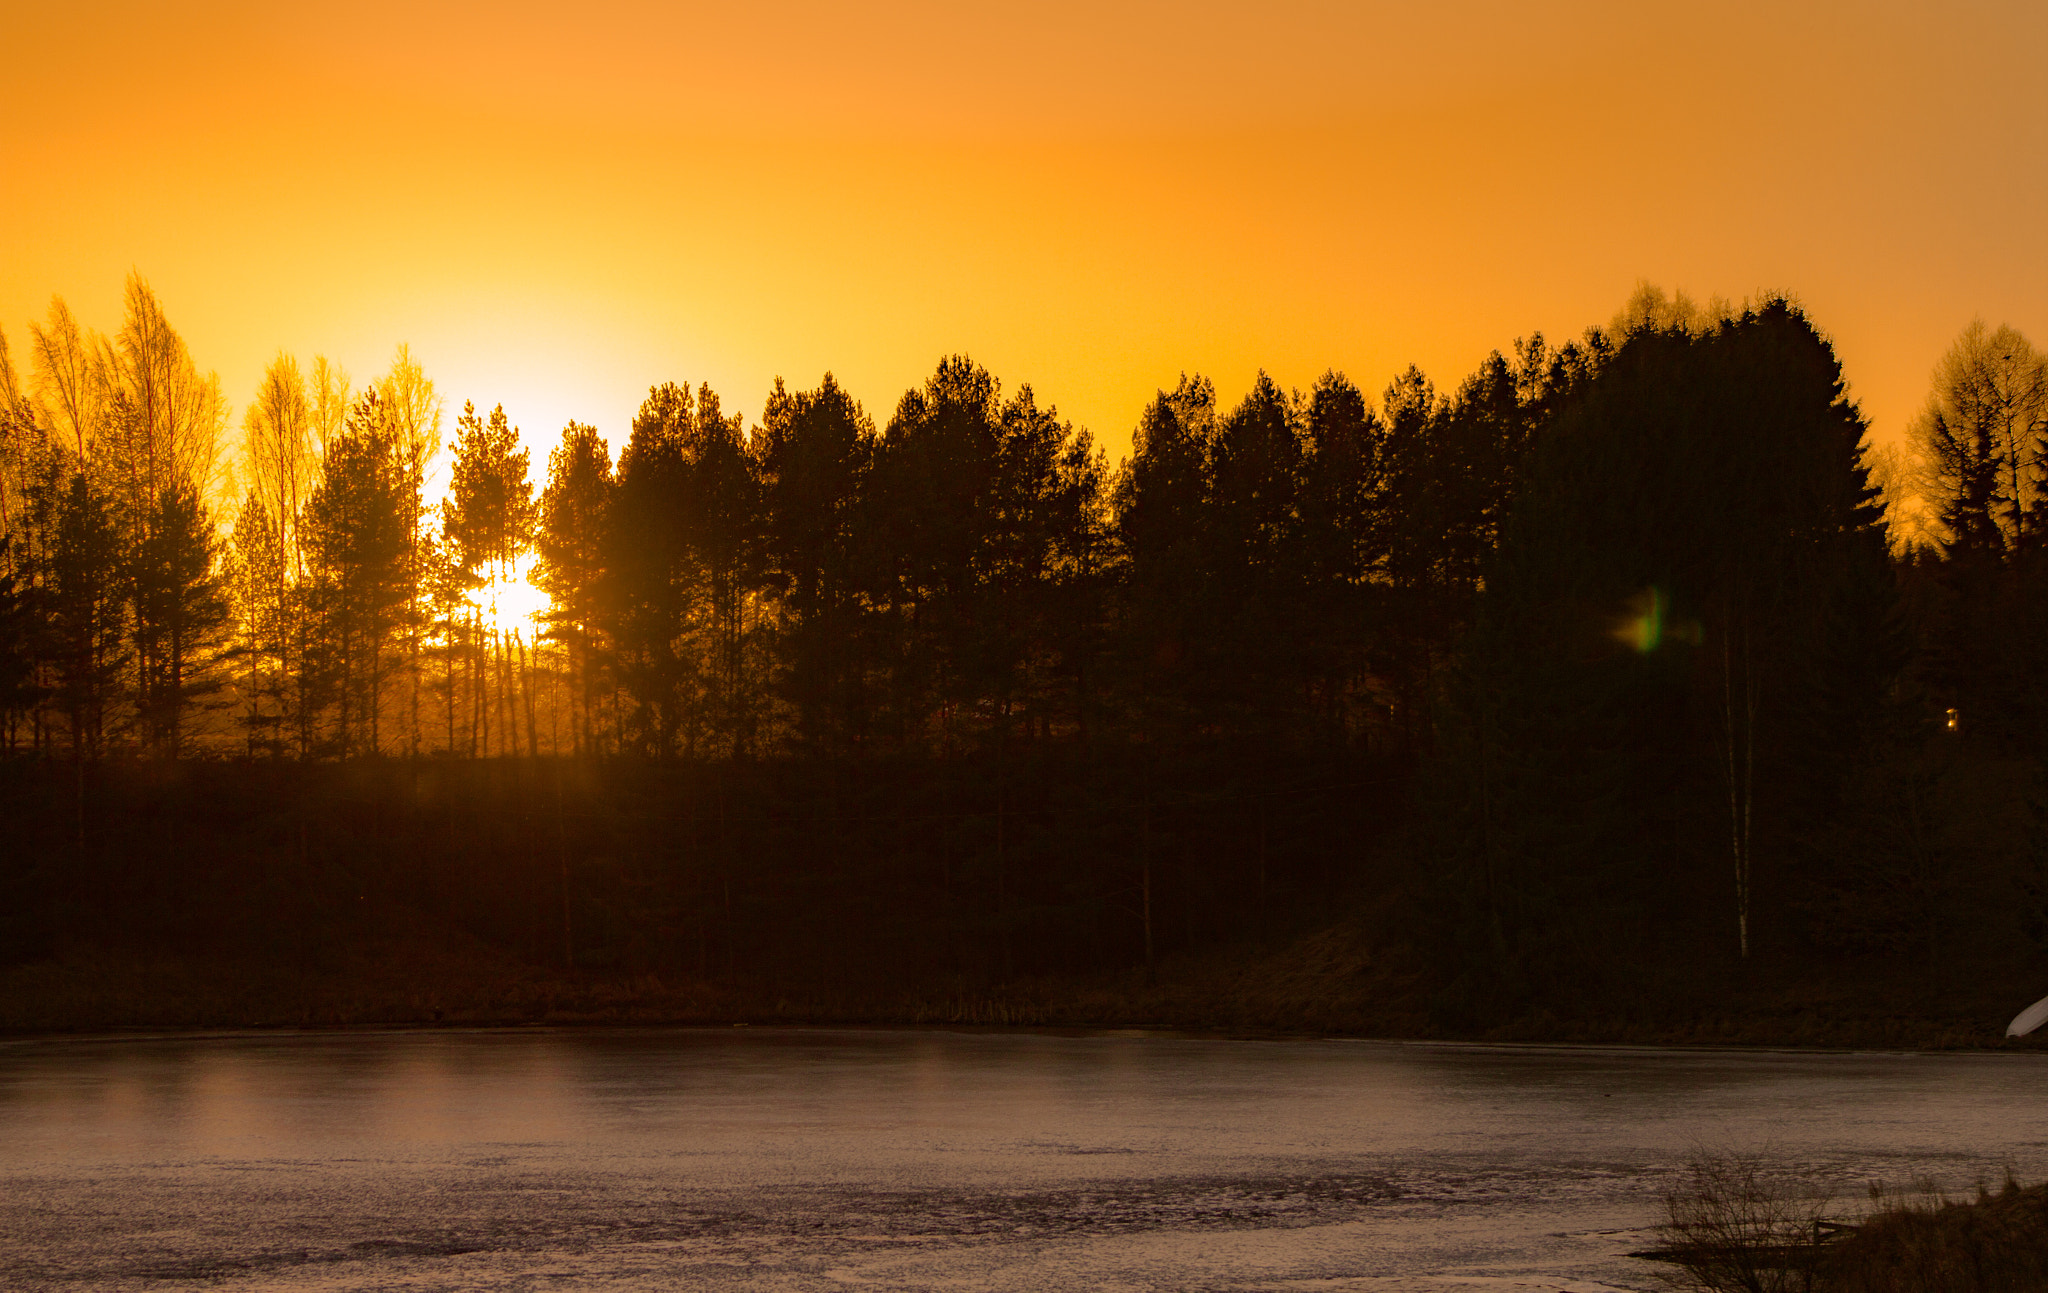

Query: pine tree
[26,465,128,759]
[128,482,229,756]
[302,390,412,757]
[680,386,763,758]
[536,422,613,755]
[1297,370,1387,741]
[1206,373,1307,731]
[444,401,535,756]
[606,384,698,757]
[0,537,44,750]
[1111,375,1217,739]
[870,357,1101,750]
[758,375,875,753]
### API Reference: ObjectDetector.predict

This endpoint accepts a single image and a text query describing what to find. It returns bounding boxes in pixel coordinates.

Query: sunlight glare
[469,553,553,638]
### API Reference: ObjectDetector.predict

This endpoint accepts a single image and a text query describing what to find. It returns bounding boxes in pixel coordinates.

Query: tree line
[0,275,1608,764]
[5,276,2047,1010]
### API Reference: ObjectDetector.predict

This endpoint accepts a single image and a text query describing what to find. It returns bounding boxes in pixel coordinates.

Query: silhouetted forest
[2,281,2045,1040]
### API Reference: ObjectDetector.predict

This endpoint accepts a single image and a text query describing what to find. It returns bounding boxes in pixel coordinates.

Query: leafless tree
[243,353,314,585]
[1910,320,2048,553]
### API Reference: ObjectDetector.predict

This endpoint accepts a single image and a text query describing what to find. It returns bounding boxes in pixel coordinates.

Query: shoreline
[0,948,2038,1053]
[4,1019,2040,1058]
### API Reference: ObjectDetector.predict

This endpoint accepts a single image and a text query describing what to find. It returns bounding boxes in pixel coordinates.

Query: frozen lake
[2,1027,2044,1291]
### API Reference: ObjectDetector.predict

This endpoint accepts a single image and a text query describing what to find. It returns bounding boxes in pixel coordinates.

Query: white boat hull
[2006,992,2048,1037]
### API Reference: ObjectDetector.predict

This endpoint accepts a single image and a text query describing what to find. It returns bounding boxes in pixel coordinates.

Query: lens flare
[1616,587,1701,653]
[1618,587,1667,653]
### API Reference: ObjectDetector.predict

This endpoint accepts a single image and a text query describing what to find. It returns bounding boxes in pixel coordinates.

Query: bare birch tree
[28,297,112,461]
[243,353,314,585]
[309,356,352,461]
[0,327,42,540]
[111,274,228,508]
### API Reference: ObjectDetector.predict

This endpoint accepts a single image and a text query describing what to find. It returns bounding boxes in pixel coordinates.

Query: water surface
[2,1027,2042,1291]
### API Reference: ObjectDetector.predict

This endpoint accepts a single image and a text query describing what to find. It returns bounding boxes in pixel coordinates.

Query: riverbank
[1656,1157,2048,1293]
[3,921,2040,1051]
[1820,1179,2048,1291]
[9,756,2048,1051]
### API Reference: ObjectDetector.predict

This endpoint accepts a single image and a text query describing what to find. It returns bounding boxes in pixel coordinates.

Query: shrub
[1657,1152,1831,1293]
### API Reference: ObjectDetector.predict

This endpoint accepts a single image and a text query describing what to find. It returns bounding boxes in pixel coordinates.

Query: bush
[1657,1152,1831,1293]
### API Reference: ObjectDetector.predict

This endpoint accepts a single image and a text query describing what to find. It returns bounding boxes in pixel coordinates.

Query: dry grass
[1656,1154,2048,1293]
[1656,1152,1833,1293]
[1817,1177,2048,1293]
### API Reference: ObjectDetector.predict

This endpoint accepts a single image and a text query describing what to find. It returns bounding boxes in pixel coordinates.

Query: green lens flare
[1619,587,1667,653]
[1639,588,1665,652]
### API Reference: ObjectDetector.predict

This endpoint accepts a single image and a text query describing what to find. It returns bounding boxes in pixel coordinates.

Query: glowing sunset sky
[4,0,2043,471]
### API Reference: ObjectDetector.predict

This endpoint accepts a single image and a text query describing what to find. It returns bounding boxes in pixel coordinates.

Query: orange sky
[4,0,2043,476]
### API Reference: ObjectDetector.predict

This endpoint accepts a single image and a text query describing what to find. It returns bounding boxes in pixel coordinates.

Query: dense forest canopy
[4,278,2048,1015]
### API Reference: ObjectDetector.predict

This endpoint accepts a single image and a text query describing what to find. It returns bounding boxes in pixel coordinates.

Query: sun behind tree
[442,400,541,756]
[444,401,537,625]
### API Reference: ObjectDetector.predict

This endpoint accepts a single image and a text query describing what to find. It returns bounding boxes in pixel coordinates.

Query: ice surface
[2,1028,2042,1291]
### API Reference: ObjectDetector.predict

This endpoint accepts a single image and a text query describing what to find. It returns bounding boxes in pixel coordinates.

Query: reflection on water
[2,1028,2043,1291]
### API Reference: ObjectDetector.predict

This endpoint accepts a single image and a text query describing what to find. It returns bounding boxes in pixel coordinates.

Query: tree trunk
[519,630,539,758]
[1141,799,1155,971]
[1722,604,1758,960]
